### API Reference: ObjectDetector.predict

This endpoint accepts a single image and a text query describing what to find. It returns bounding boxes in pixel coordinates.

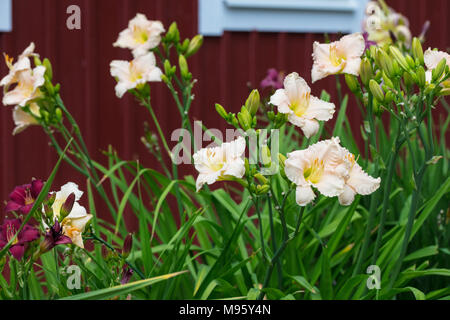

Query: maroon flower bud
[60,193,75,219]
[122,233,133,258]
[39,221,71,253]
[120,266,133,285]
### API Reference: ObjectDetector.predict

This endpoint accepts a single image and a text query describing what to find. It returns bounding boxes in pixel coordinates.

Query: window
[0,0,12,32]
[199,0,369,36]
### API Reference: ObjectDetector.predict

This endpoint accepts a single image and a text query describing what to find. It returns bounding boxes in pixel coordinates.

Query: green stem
[267,194,282,289]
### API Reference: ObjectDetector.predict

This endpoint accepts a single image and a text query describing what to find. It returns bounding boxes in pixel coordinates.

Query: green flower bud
[180,39,190,53]
[237,107,252,130]
[438,88,450,96]
[403,71,414,88]
[377,49,395,77]
[344,74,360,93]
[161,74,170,84]
[267,111,275,121]
[390,46,410,72]
[416,66,426,88]
[185,35,203,58]
[166,22,180,43]
[372,99,383,116]
[254,173,268,185]
[432,58,447,82]
[55,108,63,122]
[260,146,271,168]
[412,37,424,65]
[385,90,395,104]
[256,184,270,195]
[278,153,287,179]
[178,55,189,80]
[215,103,228,120]
[369,79,385,102]
[34,56,42,66]
[43,58,53,81]
[360,58,374,86]
[164,59,172,76]
[381,71,394,88]
[245,158,250,173]
[245,89,260,116]
[405,54,416,69]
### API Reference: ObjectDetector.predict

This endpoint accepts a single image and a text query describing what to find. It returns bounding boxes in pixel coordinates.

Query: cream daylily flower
[51,182,92,248]
[270,72,335,138]
[311,33,365,83]
[424,49,450,86]
[0,42,37,88]
[113,13,165,58]
[334,146,381,206]
[110,52,162,98]
[12,103,40,135]
[2,66,45,107]
[284,137,346,206]
[193,136,246,192]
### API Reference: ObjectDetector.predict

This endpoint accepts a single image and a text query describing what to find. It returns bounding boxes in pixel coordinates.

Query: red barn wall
[0,0,448,226]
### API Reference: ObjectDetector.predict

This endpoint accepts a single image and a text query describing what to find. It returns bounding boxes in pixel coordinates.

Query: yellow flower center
[329,44,346,68]
[6,225,19,245]
[304,158,324,184]
[132,26,149,44]
[129,61,143,83]
[207,149,225,172]
[62,219,81,240]
[4,53,14,69]
[290,92,310,117]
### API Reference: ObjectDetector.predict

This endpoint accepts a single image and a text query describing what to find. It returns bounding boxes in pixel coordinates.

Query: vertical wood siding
[0,0,448,225]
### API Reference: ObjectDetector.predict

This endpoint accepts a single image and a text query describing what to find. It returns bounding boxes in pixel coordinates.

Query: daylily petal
[313,171,345,197]
[288,116,320,138]
[295,185,316,206]
[304,96,335,121]
[9,245,25,260]
[338,184,357,206]
[346,162,381,195]
[424,49,450,70]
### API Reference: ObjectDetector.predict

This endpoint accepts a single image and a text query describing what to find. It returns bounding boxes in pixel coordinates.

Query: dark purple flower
[260,68,284,90]
[363,32,377,51]
[0,219,39,260]
[120,266,134,285]
[5,179,44,214]
[40,221,72,253]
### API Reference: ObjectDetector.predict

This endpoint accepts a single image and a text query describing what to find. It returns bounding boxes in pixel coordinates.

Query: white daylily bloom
[334,146,381,206]
[193,136,246,191]
[110,52,162,98]
[113,13,165,58]
[311,33,365,83]
[12,103,40,135]
[1,42,37,88]
[51,182,92,248]
[424,49,450,86]
[284,137,346,206]
[2,66,45,107]
[270,72,335,138]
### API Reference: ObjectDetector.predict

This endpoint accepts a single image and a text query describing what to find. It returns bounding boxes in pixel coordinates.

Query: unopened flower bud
[369,80,385,103]
[55,108,63,122]
[34,56,42,66]
[260,145,271,167]
[237,107,252,131]
[254,173,268,185]
[405,54,416,69]
[385,91,395,104]
[164,60,172,76]
[432,58,447,83]
[215,103,228,120]
[185,35,203,58]
[381,72,394,88]
[178,55,189,80]
[256,184,270,195]
[416,66,426,88]
[180,39,190,53]
[122,233,133,258]
[46,192,56,206]
[43,58,53,81]
[390,46,410,72]
[166,22,180,43]
[345,74,360,93]
[403,71,414,88]
[161,74,170,84]
[60,193,75,220]
[412,37,424,65]
[377,49,395,78]
[245,89,260,116]
[360,58,373,87]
